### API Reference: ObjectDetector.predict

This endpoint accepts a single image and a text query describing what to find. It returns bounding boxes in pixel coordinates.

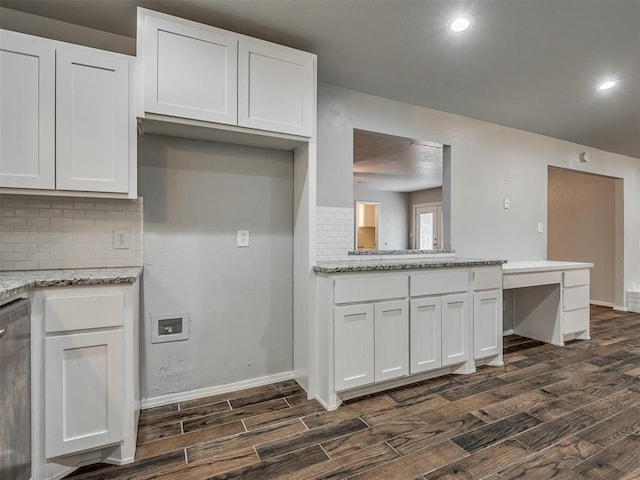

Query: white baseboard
[590,300,615,308]
[614,305,628,312]
[141,371,295,409]
[503,329,514,336]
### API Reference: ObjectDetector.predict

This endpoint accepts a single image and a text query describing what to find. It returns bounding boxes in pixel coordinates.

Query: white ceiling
[4,0,638,159]
[353,129,443,192]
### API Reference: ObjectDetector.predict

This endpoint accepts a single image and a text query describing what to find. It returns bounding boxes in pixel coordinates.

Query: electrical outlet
[113,229,130,249]
[237,230,250,247]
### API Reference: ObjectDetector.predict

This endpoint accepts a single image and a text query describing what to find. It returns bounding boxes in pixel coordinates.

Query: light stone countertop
[0,267,143,301]
[313,257,505,274]
[502,260,593,274]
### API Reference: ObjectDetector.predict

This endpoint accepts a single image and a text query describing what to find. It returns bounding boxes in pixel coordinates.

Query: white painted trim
[140,371,295,409]
[590,300,614,308]
[502,329,514,336]
[614,305,629,312]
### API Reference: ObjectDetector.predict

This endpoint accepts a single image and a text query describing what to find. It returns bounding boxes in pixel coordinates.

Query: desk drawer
[334,276,407,304]
[410,271,469,297]
[563,285,589,311]
[503,271,561,289]
[563,308,589,335]
[563,269,590,288]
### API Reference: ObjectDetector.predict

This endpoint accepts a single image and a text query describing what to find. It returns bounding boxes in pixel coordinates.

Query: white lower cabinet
[374,300,409,382]
[30,282,140,479]
[562,269,590,337]
[410,297,442,374]
[334,303,374,391]
[411,293,471,373]
[334,299,408,391]
[45,330,124,458]
[441,293,471,366]
[316,265,502,410]
[473,290,503,360]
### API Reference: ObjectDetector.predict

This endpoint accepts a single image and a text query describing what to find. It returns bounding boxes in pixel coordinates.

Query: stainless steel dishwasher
[0,298,31,480]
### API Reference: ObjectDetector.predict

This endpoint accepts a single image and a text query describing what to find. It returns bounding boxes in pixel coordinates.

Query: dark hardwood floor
[67,306,640,479]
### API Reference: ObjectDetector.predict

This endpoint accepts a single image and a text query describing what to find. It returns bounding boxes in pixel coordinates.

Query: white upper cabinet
[238,40,314,136]
[56,47,130,193]
[0,31,55,189]
[138,8,316,138]
[143,15,238,124]
[0,30,136,197]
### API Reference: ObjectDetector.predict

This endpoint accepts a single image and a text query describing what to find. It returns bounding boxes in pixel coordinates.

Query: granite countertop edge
[0,267,143,301]
[313,258,506,273]
[347,249,455,255]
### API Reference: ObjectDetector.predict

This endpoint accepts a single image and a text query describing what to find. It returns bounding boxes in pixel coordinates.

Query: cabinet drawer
[45,293,124,332]
[474,269,503,291]
[563,269,590,288]
[410,271,469,297]
[563,285,589,311]
[334,276,407,304]
[562,308,589,335]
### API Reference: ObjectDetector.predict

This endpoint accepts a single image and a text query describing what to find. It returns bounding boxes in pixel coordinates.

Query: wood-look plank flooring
[66,306,640,479]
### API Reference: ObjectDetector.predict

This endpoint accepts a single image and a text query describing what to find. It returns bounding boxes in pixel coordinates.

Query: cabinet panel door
[56,47,129,192]
[374,300,409,382]
[441,293,470,367]
[410,297,442,374]
[144,16,238,124]
[238,40,314,136]
[45,329,124,458]
[473,290,502,359]
[334,304,374,391]
[0,31,55,189]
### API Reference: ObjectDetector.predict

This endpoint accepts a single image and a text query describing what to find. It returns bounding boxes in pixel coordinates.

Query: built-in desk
[503,261,593,346]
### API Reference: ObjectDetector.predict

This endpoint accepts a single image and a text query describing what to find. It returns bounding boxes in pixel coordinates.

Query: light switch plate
[537,222,544,233]
[503,197,510,209]
[237,230,250,247]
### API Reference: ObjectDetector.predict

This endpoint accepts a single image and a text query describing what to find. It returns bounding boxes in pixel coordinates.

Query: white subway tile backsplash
[0,195,143,271]
[316,206,354,262]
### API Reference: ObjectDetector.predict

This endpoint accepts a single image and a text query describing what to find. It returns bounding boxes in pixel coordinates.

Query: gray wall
[548,167,621,305]
[138,134,293,399]
[410,187,443,206]
[317,84,640,306]
[353,186,410,249]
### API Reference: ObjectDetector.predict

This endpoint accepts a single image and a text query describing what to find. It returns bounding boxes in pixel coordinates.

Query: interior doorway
[355,201,379,250]
[547,166,624,307]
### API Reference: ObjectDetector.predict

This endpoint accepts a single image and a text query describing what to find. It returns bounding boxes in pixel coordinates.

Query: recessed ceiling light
[598,80,617,91]
[447,15,474,33]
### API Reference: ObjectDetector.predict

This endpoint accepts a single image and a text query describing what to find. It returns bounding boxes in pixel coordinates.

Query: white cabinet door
[410,297,442,374]
[238,39,314,136]
[374,300,409,382]
[473,290,502,359]
[143,15,238,124]
[334,303,374,391]
[441,293,471,367]
[56,47,129,192]
[45,329,124,458]
[0,31,55,189]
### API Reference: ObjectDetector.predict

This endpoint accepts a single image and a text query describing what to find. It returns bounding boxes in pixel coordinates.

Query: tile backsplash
[0,195,143,271]
[316,206,354,262]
